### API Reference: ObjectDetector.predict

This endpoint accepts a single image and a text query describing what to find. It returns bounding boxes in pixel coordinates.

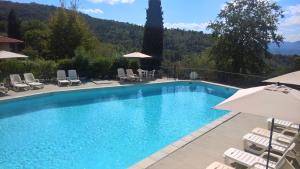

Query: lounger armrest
[261,152,281,161]
[282,128,297,136]
[277,136,292,144]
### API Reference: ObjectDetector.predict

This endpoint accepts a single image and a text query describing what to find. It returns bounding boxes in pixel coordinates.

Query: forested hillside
[0,1,214,58]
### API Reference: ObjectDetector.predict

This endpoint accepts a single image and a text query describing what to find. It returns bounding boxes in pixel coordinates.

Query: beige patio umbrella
[214,84,300,169]
[123,52,152,58]
[0,50,28,59]
[263,71,300,86]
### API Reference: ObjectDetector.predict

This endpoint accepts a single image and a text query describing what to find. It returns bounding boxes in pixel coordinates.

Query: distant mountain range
[269,41,300,56]
[0,1,298,57]
[0,1,213,58]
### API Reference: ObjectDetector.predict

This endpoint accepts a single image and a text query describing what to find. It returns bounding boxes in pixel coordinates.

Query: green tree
[142,0,164,70]
[7,9,22,51]
[22,20,50,57]
[48,2,94,59]
[208,0,284,74]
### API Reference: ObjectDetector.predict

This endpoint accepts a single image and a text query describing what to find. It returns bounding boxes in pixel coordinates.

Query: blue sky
[11,0,300,42]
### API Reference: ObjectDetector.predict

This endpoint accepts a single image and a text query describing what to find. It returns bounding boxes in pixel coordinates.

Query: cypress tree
[141,0,164,70]
[7,9,21,51]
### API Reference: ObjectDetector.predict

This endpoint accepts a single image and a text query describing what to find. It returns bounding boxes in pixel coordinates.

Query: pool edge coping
[0,80,241,103]
[127,111,241,169]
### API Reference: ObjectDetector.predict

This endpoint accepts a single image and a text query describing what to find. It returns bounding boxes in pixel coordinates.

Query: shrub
[109,58,129,78]
[73,55,89,77]
[128,60,140,72]
[0,59,57,82]
[57,59,74,70]
[89,57,113,78]
[31,59,57,80]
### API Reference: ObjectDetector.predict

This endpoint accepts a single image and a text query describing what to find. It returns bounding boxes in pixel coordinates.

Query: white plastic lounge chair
[126,69,140,81]
[148,70,155,79]
[0,83,8,94]
[137,69,144,78]
[57,70,70,86]
[243,133,289,155]
[206,161,234,169]
[24,73,44,89]
[224,143,295,169]
[267,119,299,141]
[10,74,30,91]
[68,70,81,86]
[252,127,294,145]
[117,68,128,81]
[267,118,299,133]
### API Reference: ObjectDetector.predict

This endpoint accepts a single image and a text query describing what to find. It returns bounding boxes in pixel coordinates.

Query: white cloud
[87,0,135,5]
[279,3,300,41]
[287,4,300,15]
[164,22,209,32]
[79,8,104,14]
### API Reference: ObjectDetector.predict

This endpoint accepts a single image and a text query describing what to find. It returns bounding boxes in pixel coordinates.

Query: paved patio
[146,113,299,169]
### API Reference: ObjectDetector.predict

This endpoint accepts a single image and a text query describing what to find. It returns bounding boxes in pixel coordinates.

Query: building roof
[0,36,23,44]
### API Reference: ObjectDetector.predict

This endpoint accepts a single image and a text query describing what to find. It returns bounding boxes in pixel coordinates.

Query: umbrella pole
[266,118,274,169]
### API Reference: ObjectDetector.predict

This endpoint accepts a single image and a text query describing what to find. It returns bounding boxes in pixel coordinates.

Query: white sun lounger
[267,118,299,133]
[224,143,295,169]
[24,73,44,89]
[68,70,81,86]
[126,69,140,81]
[267,119,299,141]
[57,70,70,86]
[117,68,128,81]
[252,127,294,145]
[0,83,8,94]
[10,74,30,91]
[206,161,234,169]
[243,133,289,155]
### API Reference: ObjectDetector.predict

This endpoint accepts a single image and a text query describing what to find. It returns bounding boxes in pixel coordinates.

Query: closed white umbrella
[263,71,300,86]
[0,50,28,59]
[123,52,152,58]
[214,84,300,169]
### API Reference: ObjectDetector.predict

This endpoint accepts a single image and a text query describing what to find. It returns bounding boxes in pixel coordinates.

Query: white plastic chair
[57,70,70,86]
[117,68,128,81]
[10,74,30,91]
[68,70,81,86]
[24,73,44,89]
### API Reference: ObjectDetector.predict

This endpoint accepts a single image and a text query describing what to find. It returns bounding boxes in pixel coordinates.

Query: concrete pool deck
[130,113,300,169]
[0,79,176,101]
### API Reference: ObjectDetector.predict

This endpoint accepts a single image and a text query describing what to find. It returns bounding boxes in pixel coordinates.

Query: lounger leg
[224,157,230,165]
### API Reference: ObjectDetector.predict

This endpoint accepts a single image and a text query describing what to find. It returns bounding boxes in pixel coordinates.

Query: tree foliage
[48,3,95,59]
[208,0,284,74]
[142,0,164,70]
[7,9,21,39]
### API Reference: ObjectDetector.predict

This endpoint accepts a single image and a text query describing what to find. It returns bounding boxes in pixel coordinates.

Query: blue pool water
[0,82,236,169]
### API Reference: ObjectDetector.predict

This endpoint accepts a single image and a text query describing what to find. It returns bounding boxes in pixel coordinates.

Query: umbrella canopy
[215,85,300,123]
[214,84,300,169]
[123,52,152,58]
[263,71,300,86]
[0,50,28,59]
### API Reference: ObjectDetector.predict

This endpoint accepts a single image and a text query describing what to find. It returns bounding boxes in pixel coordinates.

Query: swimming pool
[0,82,236,169]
